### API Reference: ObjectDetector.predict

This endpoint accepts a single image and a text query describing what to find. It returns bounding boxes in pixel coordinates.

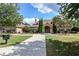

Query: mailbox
[2,34,10,44]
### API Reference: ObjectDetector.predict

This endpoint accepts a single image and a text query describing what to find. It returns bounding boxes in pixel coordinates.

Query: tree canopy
[59,3,79,19]
[0,3,23,27]
[52,16,64,26]
[58,3,79,27]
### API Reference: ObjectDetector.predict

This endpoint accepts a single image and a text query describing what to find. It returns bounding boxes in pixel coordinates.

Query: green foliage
[47,39,79,56]
[59,3,79,28]
[52,16,64,33]
[76,20,79,27]
[38,18,43,33]
[59,3,79,19]
[53,23,57,33]
[46,34,79,56]
[23,26,31,33]
[71,27,79,33]
[52,16,64,26]
[0,3,23,27]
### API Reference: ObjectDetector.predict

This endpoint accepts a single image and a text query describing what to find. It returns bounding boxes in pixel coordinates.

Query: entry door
[45,26,50,33]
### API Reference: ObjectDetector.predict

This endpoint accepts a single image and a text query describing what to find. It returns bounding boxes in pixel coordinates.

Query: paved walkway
[0,34,46,56]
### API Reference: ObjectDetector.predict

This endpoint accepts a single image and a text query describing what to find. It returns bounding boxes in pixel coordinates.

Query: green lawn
[46,33,79,56]
[0,35,32,47]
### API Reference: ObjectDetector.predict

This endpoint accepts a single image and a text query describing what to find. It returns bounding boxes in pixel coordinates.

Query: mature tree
[52,16,75,33]
[52,16,63,33]
[59,3,79,19]
[0,3,23,27]
[38,18,43,33]
[0,3,23,44]
[59,3,79,28]
[52,16,64,26]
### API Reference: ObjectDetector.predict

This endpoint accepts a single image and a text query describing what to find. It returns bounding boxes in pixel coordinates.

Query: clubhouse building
[31,19,72,33]
[0,19,73,33]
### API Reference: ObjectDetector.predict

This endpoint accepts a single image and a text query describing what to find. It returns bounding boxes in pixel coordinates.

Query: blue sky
[18,3,60,24]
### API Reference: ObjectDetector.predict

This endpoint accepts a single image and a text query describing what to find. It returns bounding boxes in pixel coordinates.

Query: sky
[18,3,60,24]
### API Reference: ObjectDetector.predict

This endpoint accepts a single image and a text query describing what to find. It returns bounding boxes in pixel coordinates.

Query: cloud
[31,3,60,14]
[23,18,39,24]
[31,3,52,14]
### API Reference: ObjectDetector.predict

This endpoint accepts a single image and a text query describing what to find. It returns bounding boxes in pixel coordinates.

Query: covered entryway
[45,26,50,33]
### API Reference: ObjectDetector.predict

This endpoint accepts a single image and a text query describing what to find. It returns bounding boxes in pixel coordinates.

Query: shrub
[53,23,57,33]
[71,27,79,33]
[23,26,31,33]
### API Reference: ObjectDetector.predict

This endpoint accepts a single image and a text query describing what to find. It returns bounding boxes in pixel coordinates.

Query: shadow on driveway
[1,40,46,56]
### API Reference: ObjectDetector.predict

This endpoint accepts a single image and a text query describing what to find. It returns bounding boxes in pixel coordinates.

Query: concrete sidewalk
[0,34,46,56]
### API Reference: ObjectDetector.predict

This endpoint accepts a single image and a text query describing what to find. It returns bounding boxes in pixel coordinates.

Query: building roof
[16,22,25,28]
